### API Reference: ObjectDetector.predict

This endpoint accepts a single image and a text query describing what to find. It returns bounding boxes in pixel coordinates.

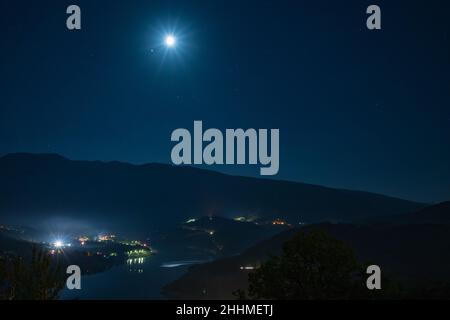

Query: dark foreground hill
[162,223,450,299]
[0,153,423,234]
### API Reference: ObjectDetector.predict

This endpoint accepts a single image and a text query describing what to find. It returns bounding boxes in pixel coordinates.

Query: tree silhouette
[247,229,368,300]
[0,246,64,300]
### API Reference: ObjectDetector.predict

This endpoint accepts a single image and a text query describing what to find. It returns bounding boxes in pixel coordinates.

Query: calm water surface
[60,254,209,300]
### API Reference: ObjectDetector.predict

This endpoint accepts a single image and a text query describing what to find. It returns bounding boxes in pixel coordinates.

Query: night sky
[1,0,449,203]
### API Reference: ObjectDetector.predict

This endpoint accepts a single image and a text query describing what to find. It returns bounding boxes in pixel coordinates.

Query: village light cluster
[52,240,71,248]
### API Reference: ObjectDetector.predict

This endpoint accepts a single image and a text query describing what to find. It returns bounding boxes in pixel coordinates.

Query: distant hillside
[154,216,290,259]
[163,223,450,299]
[369,202,450,225]
[0,153,423,234]
[0,231,35,257]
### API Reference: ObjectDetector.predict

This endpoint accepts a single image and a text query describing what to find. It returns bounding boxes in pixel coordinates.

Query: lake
[60,254,209,300]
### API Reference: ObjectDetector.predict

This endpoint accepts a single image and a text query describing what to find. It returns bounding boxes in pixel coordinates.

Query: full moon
[165,35,176,47]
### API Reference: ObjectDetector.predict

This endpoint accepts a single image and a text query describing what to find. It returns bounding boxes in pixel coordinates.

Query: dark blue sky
[1,0,449,202]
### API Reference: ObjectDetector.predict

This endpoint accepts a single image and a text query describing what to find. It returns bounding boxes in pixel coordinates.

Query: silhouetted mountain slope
[369,202,450,225]
[0,153,423,233]
[163,223,450,299]
[0,232,35,257]
[154,216,290,259]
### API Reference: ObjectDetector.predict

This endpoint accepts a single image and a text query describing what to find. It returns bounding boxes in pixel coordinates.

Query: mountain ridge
[0,153,424,234]
[0,153,427,202]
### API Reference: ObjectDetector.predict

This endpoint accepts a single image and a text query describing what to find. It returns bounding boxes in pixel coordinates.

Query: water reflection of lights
[127,257,145,273]
[161,260,207,268]
[126,257,145,265]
